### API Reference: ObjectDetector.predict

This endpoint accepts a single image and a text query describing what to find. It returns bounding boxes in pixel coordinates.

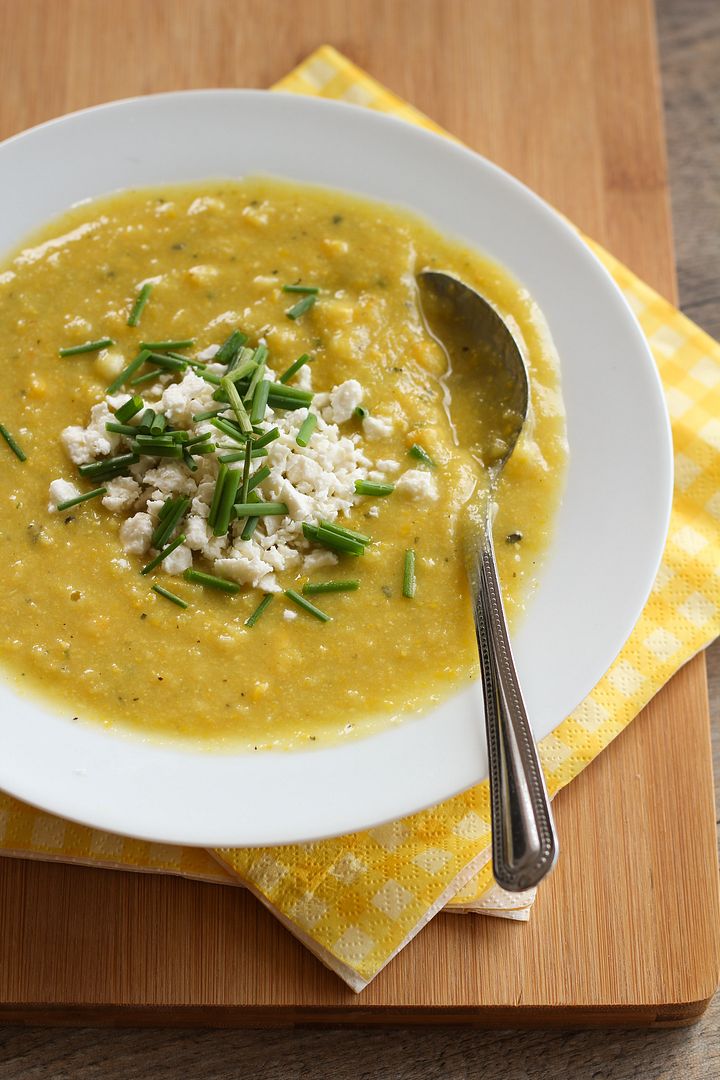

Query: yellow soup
[0,179,567,749]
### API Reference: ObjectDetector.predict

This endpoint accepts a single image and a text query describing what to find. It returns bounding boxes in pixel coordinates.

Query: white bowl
[0,91,672,846]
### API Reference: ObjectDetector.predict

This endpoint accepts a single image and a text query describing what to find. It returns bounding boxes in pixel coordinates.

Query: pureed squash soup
[0,179,567,750]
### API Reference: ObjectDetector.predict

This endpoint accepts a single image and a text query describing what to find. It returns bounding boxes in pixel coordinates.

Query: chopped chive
[106,349,152,394]
[285,589,330,622]
[137,408,156,434]
[270,395,312,412]
[56,486,107,511]
[315,528,365,556]
[302,523,365,556]
[59,337,114,357]
[115,396,143,423]
[250,378,270,425]
[149,412,166,436]
[196,368,222,386]
[247,465,270,493]
[149,412,167,436]
[217,448,267,463]
[165,351,197,363]
[245,594,273,627]
[106,421,141,436]
[184,430,212,447]
[253,426,280,449]
[225,343,252,373]
[152,495,189,550]
[268,384,313,402]
[408,444,436,467]
[152,584,188,609]
[140,339,195,351]
[0,423,27,461]
[158,496,176,522]
[78,452,138,479]
[403,549,416,598]
[127,282,153,327]
[233,492,262,534]
[286,294,317,321]
[355,480,395,496]
[215,330,247,367]
[221,376,253,433]
[240,440,253,504]
[140,532,187,576]
[229,346,257,377]
[129,367,163,387]
[214,467,242,537]
[183,447,199,472]
[208,463,228,529]
[132,441,183,458]
[319,520,372,545]
[354,405,368,419]
[266,386,310,406]
[282,284,320,295]
[186,442,215,455]
[244,360,266,404]
[223,357,257,386]
[241,515,260,540]
[193,407,226,422]
[211,417,247,446]
[278,353,310,384]
[233,501,288,517]
[183,568,239,594]
[296,413,317,447]
[302,580,359,594]
[134,433,175,445]
[144,352,187,372]
[222,378,313,410]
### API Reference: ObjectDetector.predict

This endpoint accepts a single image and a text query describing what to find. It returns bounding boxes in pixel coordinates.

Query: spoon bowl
[417,270,529,473]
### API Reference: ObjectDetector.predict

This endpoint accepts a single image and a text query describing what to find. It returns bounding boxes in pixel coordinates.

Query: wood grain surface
[0,0,718,1073]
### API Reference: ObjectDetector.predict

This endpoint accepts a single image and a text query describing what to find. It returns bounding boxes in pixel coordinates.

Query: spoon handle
[471,526,558,892]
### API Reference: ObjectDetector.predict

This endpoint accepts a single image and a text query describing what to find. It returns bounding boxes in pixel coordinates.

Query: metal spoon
[417,270,558,893]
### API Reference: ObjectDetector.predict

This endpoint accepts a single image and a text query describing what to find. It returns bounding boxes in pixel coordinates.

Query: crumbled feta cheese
[186,265,218,286]
[295,363,313,391]
[302,549,339,572]
[187,196,225,215]
[161,544,193,575]
[214,545,279,592]
[54,358,416,587]
[196,344,220,362]
[261,543,303,573]
[142,461,198,496]
[158,370,214,427]
[395,468,439,501]
[102,477,141,513]
[119,512,154,555]
[185,514,210,551]
[325,379,363,423]
[191,480,215,518]
[362,414,393,440]
[61,402,120,465]
[48,479,80,511]
[283,608,298,621]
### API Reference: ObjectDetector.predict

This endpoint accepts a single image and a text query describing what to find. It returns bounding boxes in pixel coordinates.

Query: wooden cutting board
[0,0,717,1027]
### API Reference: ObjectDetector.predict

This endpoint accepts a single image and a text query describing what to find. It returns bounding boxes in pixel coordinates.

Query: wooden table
[0,0,718,1073]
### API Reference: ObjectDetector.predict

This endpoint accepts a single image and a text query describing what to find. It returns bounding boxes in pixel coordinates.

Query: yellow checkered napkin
[0,46,718,991]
